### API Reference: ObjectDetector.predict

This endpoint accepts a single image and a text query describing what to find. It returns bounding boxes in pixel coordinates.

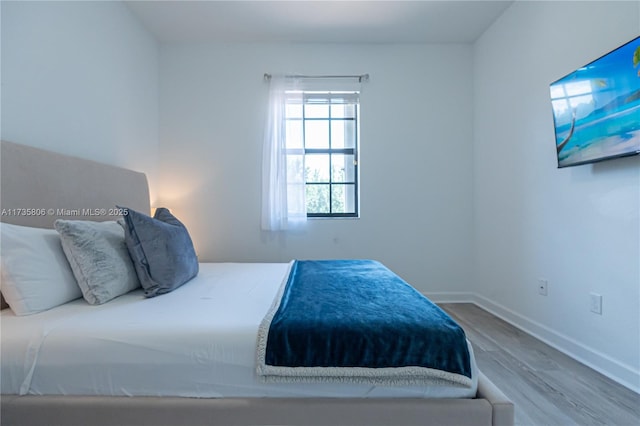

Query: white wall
[473,0,639,391]
[1,0,159,197]
[159,43,474,293]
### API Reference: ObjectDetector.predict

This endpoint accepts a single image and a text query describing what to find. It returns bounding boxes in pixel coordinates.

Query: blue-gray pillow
[119,207,198,297]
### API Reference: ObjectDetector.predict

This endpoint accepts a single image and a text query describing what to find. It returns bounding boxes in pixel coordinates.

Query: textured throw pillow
[120,207,198,297]
[54,220,140,305]
[0,222,82,315]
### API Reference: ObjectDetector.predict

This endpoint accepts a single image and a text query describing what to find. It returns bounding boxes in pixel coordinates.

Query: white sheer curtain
[261,76,306,231]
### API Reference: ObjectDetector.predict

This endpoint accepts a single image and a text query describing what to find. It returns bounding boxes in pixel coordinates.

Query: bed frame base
[1,374,513,426]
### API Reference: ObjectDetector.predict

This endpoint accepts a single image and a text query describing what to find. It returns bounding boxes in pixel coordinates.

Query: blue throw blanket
[256,260,472,387]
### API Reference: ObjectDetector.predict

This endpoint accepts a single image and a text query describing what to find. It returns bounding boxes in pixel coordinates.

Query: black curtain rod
[263,73,370,83]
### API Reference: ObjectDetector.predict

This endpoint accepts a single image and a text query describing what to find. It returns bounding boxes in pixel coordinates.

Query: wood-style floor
[439,303,640,426]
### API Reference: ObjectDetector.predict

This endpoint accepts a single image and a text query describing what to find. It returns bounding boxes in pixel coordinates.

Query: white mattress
[1,263,478,398]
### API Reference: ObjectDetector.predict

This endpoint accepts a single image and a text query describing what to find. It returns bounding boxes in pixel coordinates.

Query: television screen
[550,36,640,168]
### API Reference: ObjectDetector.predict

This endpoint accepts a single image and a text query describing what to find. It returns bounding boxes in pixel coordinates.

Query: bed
[0,140,514,426]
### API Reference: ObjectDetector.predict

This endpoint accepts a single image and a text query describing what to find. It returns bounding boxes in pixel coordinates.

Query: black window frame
[285,91,360,218]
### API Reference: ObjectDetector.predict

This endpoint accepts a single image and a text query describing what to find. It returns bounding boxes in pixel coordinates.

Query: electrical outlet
[538,279,548,296]
[590,293,602,315]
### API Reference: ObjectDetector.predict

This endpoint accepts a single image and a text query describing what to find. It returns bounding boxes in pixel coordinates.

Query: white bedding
[1,263,478,398]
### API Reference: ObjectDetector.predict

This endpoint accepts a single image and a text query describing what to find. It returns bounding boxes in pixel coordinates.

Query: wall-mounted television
[550,36,640,168]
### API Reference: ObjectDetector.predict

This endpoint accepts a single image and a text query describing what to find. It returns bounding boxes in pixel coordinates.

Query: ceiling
[125,0,514,44]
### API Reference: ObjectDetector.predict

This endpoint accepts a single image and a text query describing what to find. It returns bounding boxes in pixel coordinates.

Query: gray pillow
[54,220,140,305]
[119,207,198,298]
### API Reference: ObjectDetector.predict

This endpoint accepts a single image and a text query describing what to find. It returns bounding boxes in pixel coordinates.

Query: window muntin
[285,91,359,218]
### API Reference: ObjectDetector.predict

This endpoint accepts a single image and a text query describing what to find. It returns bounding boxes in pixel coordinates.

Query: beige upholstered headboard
[0,140,151,308]
[1,141,150,227]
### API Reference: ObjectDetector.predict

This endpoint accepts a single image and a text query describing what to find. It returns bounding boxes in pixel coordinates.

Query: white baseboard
[423,291,475,304]
[424,291,640,394]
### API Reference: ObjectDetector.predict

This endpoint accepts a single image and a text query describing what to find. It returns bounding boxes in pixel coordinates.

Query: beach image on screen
[550,37,640,168]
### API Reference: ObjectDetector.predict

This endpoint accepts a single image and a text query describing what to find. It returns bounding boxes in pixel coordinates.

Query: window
[262,75,366,231]
[284,91,360,218]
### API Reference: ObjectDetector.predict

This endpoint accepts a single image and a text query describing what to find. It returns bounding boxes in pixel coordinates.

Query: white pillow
[54,219,140,305]
[0,222,82,315]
